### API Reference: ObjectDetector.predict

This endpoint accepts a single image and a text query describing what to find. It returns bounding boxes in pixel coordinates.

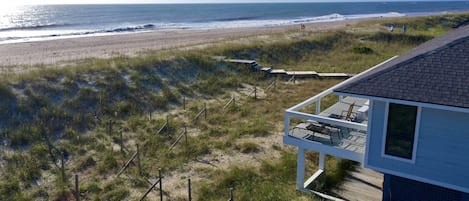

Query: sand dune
[0,19,370,68]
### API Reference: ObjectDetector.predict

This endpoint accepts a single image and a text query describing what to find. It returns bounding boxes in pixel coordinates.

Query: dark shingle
[335,25,469,109]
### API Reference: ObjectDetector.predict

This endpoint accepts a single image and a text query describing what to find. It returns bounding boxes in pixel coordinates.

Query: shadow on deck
[288,96,369,155]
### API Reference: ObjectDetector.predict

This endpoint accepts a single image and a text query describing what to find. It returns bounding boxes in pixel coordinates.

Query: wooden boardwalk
[333,167,383,201]
[225,59,354,79]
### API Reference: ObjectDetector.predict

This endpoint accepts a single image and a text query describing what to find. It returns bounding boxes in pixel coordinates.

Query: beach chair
[294,121,340,144]
[341,102,357,121]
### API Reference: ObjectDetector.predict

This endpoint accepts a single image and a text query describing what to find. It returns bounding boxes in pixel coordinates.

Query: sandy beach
[0,19,371,68]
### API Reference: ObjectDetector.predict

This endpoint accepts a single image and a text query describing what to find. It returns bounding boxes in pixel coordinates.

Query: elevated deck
[284,96,369,162]
[283,57,398,194]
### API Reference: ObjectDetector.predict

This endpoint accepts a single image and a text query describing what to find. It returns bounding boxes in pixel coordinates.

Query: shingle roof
[334,25,469,109]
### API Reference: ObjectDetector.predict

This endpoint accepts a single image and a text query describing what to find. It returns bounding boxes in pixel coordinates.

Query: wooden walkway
[225,59,354,79]
[333,166,383,201]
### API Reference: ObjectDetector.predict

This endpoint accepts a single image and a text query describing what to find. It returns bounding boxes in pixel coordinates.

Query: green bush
[367,32,433,45]
[238,142,261,153]
[352,46,374,54]
[77,155,96,171]
[198,152,302,201]
[97,151,119,174]
[0,177,21,200]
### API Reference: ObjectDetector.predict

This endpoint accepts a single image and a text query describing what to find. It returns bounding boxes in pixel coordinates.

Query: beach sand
[0,19,372,68]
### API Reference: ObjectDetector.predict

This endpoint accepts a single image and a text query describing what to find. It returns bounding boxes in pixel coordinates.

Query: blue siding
[366,100,469,193]
[383,174,469,201]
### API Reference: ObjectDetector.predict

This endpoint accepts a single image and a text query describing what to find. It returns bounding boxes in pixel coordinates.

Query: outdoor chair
[340,102,357,121]
[293,121,341,144]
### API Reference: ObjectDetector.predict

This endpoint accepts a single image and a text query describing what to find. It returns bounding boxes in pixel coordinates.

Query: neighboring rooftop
[335,25,469,109]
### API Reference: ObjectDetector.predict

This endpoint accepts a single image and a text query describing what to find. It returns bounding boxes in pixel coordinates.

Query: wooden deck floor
[289,124,366,154]
[320,96,369,124]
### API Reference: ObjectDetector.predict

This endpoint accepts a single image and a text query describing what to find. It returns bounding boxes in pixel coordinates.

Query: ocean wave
[104,24,155,33]
[0,23,158,44]
[214,16,260,22]
[346,12,406,19]
[0,23,75,31]
[0,12,408,44]
[294,13,346,23]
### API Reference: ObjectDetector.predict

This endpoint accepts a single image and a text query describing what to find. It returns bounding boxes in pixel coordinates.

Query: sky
[6,0,460,5]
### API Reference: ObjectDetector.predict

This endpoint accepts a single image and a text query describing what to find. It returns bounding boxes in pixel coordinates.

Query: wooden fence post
[120,129,124,154]
[254,86,257,99]
[108,119,112,136]
[183,96,186,110]
[137,144,142,176]
[184,126,188,146]
[159,168,163,201]
[204,103,207,120]
[188,177,192,201]
[75,174,80,201]
[229,187,234,201]
[61,152,66,183]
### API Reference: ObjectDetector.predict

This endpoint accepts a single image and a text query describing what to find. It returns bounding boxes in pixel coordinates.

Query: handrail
[287,56,398,112]
[287,110,367,131]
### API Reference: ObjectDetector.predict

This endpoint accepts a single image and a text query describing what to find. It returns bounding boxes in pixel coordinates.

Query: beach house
[283,24,469,200]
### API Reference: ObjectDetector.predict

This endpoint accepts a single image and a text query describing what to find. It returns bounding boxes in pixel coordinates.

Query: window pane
[385,103,417,159]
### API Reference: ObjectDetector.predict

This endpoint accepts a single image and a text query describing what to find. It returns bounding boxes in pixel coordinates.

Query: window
[384,103,418,160]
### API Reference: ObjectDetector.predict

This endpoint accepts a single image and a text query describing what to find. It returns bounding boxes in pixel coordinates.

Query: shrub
[0,177,21,200]
[352,46,373,54]
[238,142,261,153]
[367,32,433,45]
[77,156,96,171]
[97,151,119,174]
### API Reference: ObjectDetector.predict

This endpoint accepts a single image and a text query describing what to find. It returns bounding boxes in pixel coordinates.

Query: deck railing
[284,56,398,138]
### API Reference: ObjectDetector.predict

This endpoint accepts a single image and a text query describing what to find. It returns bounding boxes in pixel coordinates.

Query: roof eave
[334,91,469,114]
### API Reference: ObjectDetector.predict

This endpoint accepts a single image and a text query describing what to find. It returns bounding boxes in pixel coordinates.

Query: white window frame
[381,102,421,164]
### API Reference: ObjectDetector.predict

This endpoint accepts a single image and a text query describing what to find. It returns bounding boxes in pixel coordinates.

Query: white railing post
[296,148,305,190]
[339,95,344,102]
[284,113,290,135]
[315,98,321,115]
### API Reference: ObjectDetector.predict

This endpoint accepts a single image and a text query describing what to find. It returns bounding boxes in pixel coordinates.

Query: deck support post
[296,148,305,191]
[319,152,325,170]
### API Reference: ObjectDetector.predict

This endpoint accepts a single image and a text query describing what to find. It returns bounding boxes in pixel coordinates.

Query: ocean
[1,1,469,44]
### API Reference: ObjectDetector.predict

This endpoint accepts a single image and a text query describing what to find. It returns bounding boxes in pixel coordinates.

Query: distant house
[283,25,469,201]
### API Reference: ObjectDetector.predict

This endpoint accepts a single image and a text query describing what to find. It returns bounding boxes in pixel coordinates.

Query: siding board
[366,101,469,193]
